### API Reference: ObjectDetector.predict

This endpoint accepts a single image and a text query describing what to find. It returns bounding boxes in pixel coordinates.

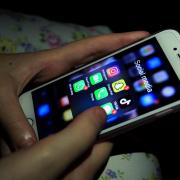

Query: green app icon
[73,80,85,92]
[101,102,114,115]
[90,72,103,85]
[94,87,108,100]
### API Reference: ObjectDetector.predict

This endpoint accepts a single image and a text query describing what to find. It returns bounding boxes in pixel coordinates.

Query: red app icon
[106,66,120,78]
[59,96,69,107]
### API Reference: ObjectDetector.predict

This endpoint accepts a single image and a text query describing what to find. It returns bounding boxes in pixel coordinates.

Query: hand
[0,32,149,179]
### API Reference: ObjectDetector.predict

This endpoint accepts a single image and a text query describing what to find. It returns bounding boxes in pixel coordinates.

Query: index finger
[34,31,149,82]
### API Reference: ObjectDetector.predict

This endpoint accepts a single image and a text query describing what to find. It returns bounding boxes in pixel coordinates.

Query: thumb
[0,107,106,180]
[44,106,107,173]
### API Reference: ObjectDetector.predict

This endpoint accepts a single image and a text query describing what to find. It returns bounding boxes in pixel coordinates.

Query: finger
[45,107,107,171]
[0,87,37,150]
[62,142,113,180]
[0,107,106,180]
[5,31,149,93]
[0,136,12,157]
[35,31,149,82]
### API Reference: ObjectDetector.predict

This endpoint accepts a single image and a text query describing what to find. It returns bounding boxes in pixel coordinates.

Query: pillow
[99,153,162,180]
[0,9,112,53]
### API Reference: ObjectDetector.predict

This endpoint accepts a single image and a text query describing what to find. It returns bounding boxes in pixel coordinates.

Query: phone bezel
[19,29,180,139]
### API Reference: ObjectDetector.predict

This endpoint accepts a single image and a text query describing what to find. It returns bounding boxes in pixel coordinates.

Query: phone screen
[32,37,180,139]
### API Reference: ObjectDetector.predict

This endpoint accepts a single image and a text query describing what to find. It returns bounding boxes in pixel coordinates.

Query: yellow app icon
[63,109,73,122]
[112,79,127,93]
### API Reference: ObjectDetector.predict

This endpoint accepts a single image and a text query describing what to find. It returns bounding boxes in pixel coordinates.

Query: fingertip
[16,137,36,149]
[14,131,37,150]
[125,31,150,39]
[90,106,107,128]
[68,106,107,141]
[136,31,150,38]
[134,31,150,35]
[94,106,107,120]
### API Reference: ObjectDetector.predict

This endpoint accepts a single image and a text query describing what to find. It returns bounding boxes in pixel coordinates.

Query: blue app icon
[152,70,169,83]
[107,116,117,123]
[38,104,50,117]
[146,57,162,70]
[140,93,159,107]
[161,86,176,98]
[122,52,137,64]
[140,45,155,57]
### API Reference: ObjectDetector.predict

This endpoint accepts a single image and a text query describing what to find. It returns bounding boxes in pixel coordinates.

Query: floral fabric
[99,153,162,180]
[0,9,111,53]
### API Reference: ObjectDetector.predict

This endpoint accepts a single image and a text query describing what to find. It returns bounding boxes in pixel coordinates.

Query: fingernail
[23,138,36,147]
[15,137,36,150]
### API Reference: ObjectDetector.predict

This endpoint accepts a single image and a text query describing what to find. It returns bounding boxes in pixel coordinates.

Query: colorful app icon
[101,102,116,115]
[146,57,162,70]
[122,52,137,64]
[59,96,69,107]
[119,96,132,108]
[94,87,108,100]
[161,86,176,98]
[89,72,103,85]
[112,79,128,93]
[140,93,159,107]
[106,66,120,78]
[73,80,86,92]
[140,45,155,57]
[37,104,50,117]
[152,70,169,83]
[128,66,139,77]
[133,79,146,92]
[63,109,73,122]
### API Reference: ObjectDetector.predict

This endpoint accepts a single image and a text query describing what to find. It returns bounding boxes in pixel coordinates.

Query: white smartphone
[19,29,180,140]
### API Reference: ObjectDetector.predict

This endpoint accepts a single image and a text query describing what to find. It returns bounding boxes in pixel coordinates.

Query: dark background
[1,1,180,179]
[1,1,180,33]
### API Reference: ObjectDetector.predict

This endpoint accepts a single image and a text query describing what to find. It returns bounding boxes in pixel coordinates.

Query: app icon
[89,72,103,85]
[107,116,118,123]
[37,104,50,117]
[119,96,132,108]
[63,109,73,122]
[112,79,129,93]
[133,79,146,92]
[101,102,116,115]
[140,45,155,57]
[161,86,175,98]
[140,93,159,107]
[73,80,86,92]
[128,66,139,77]
[152,70,169,83]
[106,66,120,78]
[59,96,69,107]
[94,87,108,100]
[146,57,162,70]
[124,109,138,119]
[122,52,137,64]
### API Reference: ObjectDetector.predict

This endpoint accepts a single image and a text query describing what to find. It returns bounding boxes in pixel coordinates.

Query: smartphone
[19,29,180,140]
